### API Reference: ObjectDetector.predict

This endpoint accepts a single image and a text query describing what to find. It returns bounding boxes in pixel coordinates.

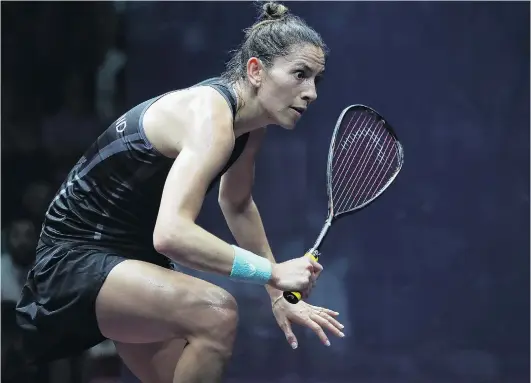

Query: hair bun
[260,1,289,21]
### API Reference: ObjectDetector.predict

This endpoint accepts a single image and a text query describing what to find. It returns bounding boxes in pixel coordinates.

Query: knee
[202,286,239,340]
[178,284,238,344]
[197,287,238,359]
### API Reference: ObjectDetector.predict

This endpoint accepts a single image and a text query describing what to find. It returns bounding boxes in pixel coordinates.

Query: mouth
[290,106,306,116]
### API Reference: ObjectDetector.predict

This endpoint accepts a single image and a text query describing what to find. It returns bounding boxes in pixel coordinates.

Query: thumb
[282,321,298,349]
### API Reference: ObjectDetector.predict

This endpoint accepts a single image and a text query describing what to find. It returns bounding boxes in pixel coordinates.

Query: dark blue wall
[123,2,529,381]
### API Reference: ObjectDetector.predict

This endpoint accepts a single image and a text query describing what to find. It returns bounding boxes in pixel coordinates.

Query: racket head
[326,104,404,220]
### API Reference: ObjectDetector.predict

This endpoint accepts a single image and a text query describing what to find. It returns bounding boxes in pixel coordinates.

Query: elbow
[153,229,175,256]
[153,230,173,255]
[153,218,192,256]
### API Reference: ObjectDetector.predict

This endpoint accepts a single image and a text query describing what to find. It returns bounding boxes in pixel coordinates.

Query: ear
[246,57,263,87]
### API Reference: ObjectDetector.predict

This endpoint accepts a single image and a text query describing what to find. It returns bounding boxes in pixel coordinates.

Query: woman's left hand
[271,296,345,349]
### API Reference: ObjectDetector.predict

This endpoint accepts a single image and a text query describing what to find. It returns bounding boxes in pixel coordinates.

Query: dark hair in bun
[222,1,327,83]
[259,1,289,21]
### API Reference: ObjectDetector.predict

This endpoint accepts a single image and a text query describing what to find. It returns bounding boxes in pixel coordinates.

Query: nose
[301,81,318,104]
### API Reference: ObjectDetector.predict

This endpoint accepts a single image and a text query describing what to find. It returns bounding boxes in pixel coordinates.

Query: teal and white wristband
[229,245,272,285]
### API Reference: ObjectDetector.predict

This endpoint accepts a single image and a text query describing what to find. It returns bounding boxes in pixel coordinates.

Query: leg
[114,338,187,383]
[95,260,238,383]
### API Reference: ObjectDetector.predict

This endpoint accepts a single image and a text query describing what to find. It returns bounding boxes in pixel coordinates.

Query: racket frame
[310,104,404,252]
[283,104,404,304]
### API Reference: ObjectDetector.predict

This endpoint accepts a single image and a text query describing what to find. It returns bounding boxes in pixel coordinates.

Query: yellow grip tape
[291,291,303,300]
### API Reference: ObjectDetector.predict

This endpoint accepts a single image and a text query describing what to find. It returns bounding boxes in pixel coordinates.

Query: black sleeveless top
[40,78,249,253]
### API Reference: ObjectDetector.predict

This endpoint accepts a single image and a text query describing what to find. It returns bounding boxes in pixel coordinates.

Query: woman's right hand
[269,256,323,298]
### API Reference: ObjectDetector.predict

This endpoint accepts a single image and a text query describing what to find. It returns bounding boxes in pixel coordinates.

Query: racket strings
[331,113,367,184]
[333,120,387,211]
[332,117,379,199]
[332,115,384,187]
[342,132,398,212]
[330,110,399,215]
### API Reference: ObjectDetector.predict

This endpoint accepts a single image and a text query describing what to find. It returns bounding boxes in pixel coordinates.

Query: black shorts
[14,237,172,365]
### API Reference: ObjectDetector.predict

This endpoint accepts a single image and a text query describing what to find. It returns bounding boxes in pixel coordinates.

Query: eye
[294,70,306,80]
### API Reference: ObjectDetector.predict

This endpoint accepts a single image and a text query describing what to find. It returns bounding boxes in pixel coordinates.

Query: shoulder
[143,86,235,158]
[160,85,234,130]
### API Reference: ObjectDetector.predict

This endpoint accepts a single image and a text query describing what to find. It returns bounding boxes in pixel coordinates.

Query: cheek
[274,82,297,103]
[262,85,285,108]
[261,75,296,111]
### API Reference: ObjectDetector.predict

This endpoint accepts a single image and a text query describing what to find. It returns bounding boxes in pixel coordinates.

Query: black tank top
[41,78,249,253]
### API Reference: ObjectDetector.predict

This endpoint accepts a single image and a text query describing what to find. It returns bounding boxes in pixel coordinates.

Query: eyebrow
[297,63,325,75]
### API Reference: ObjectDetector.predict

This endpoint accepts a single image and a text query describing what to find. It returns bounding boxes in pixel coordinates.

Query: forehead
[276,44,326,72]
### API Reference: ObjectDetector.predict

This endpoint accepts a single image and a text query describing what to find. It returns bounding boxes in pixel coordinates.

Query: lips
[290,106,306,115]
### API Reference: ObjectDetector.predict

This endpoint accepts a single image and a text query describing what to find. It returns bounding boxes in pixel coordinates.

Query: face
[249,43,325,129]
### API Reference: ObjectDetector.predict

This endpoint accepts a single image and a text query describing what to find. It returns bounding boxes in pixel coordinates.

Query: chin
[268,111,298,130]
[275,123,296,130]
[276,118,297,130]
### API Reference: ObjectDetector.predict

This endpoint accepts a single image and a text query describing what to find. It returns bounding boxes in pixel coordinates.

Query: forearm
[220,199,283,299]
[155,221,237,276]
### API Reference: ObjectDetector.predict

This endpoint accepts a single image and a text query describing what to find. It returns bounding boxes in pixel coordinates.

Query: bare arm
[152,87,240,276]
[151,89,317,295]
[218,128,283,299]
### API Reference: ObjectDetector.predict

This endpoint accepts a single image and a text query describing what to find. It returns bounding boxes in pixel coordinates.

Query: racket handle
[283,251,319,305]
[283,291,302,304]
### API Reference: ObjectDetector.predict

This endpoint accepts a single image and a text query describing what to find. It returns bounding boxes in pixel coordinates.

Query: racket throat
[311,219,332,252]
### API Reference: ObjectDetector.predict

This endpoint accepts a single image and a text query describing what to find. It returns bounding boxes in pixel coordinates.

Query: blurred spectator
[1,219,37,303]
[96,48,127,123]
[1,219,46,383]
[95,3,127,123]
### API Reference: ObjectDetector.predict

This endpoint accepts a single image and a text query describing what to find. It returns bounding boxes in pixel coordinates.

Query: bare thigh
[95,259,237,344]
[114,338,188,383]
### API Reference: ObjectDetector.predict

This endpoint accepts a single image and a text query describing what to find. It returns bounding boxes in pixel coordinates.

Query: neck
[231,80,271,136]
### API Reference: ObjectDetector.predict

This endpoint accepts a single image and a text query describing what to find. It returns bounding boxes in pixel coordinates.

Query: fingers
[295,257,322,297]
[280,321,298,349]
[301,269,313,298]
[302,285,313,300]
[308,257,323,273]
[305,318,331,347]
[310,270,319,284]
[319,311,344,332]
[311,305,339,317]
[302,262,320,298]
[302,270,322,299]
[311,310,345,338]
